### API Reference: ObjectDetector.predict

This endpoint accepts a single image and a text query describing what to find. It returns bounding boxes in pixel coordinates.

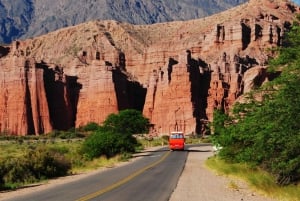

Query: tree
[81,109,150,159]
[212,16,300,185]
[81,130,136,159]
[102,109,150,135]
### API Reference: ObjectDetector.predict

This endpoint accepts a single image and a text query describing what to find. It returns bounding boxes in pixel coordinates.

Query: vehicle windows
[170,133,184,139]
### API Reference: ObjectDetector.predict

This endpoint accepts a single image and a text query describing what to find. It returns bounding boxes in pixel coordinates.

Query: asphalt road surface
[7,147,188,201]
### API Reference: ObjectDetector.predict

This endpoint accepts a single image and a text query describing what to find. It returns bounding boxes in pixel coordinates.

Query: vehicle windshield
[170,133,184,139]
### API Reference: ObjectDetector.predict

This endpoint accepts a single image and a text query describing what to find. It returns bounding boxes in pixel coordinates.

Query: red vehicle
[169,131,185,151]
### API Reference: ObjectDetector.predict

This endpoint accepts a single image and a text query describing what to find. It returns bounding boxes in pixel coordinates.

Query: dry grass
[72,155,117,173]
[206,156,300,201]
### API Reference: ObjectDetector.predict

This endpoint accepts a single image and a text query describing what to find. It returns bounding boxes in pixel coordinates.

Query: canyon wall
[0,52,52,135]
[0,0,298,135]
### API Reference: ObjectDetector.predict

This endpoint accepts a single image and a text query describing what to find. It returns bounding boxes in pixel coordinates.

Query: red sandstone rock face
[0,0,299,135]
[144,56,195,135]
[74,59,119,128]
[0,56,52,135]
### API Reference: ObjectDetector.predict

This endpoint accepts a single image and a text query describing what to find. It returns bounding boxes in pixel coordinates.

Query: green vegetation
[0,109,150,190]
[81,130,137,160]
[0,144,72,190]
[81,109,150,160]
[102,109,150,135]
[211,14,300,195]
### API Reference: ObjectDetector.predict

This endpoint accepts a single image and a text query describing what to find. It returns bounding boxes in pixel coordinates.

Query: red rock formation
[144,54,195,135]
[0,0,299,135]
[0,54,52,135]
[74,59,119,128]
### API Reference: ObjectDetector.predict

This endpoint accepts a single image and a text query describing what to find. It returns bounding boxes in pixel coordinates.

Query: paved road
[89,150,187,201]
[5,147,188,201]
[1,144,275,201]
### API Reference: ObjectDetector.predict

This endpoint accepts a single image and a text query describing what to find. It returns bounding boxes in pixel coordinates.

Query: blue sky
[292,0,300,5]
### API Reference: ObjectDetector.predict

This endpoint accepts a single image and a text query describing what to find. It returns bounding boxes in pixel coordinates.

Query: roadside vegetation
[0,109,150,190]
[81,109,150,160]
[209,16,300,200]
[0,108,205,191]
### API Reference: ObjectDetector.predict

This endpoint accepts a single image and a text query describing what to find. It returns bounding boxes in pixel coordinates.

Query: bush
[0,146,71,189]
[81,109,148,160]
[81,130,137,160]
[26,146,71,179]
[2,158,36,184]
[103,109,150,135]
[80,122,101,132]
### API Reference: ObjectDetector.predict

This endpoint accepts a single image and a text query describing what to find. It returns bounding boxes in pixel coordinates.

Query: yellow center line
[76,151,171,201]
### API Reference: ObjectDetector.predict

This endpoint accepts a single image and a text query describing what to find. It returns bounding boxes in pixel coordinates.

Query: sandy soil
[0,145,276,201]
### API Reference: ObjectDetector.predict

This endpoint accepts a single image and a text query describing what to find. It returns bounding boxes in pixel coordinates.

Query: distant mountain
[0,0,33,44]
[0,0,249,44]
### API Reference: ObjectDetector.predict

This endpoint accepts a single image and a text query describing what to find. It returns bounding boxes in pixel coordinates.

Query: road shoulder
[169,144,275,201]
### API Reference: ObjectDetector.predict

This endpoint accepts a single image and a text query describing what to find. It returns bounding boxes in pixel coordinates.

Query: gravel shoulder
[169,144,275,201]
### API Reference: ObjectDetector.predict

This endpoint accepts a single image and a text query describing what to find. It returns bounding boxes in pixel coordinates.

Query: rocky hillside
[0,0,299,136]
[0,0,249,44]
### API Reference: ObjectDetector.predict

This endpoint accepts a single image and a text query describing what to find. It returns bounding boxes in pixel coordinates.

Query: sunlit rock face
[0,0,298,135]
[0,0,249,44]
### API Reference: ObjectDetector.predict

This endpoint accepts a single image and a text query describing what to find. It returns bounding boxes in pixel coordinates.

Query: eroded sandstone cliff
[0,0,298,135]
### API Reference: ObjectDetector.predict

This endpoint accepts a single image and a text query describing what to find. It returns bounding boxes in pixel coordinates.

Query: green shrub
[0,146,71,189]
[80,122,101,132]
[3,158,36,184]
[26,146,71,179]
[103,109,150,135]
[81,130,137,160]
[81,109,148,160]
